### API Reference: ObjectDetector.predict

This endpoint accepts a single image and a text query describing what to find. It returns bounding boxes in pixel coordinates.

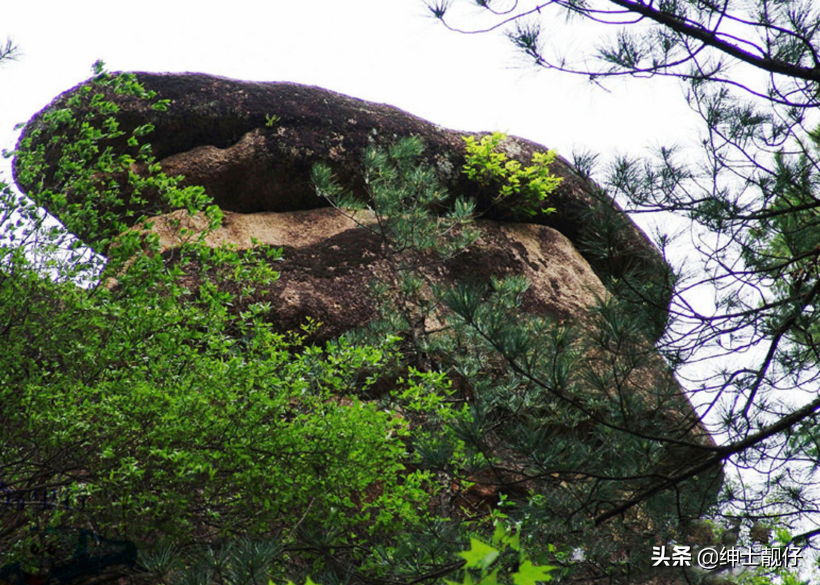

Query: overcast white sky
[0,0,698,181]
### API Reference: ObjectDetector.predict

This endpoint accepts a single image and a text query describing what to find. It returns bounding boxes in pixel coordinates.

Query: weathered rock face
[15,72,673,340]
[151,207,609,342]
[15,67,714,449]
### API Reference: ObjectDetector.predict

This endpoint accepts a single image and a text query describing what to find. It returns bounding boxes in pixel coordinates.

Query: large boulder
[15,72,673,340]
[13,68,712,451]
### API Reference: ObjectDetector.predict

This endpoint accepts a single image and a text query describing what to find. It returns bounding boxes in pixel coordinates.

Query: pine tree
[428,0,820,572]
[314,136,721,584]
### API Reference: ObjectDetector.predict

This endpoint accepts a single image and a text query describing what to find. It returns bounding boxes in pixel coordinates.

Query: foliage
[0,70,441,584]
[3,59,789,585]
[4,88,568,583]
[313,136,480,366]
[0,37,19,66]
[462,132,560,218]
[427,0,820,576]
[276,524,555,585]
[448,523,554,585]
[11,66,212,264]
[313,136,720,584]
[314,136,479,259]
[426,0,820,107]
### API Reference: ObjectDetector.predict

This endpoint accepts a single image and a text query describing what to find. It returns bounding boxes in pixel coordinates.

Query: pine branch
[595,394,820,525]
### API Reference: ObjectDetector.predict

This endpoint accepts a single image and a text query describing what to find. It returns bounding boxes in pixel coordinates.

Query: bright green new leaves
[12,68,208,263]
[462,132,561,218]
[447,524,554,585]
[512,561,554,585]
[0,229,425,546]
[0,71,436,570]
[457,538,500,571]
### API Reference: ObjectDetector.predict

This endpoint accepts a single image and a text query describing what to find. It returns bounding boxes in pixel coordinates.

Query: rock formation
[148,207,611,344]
[15,72,674,341]
[14,72,720,585]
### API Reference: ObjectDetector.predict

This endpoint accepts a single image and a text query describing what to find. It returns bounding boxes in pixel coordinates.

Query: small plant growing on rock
[462,132,561,218]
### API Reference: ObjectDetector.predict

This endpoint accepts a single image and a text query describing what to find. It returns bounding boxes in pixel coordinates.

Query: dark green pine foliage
[313,136,719,584]
[427,2,820,576]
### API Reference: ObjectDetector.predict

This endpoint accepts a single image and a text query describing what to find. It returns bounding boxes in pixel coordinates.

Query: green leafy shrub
[1,71,438,580]
[275,523,555,585]
[462,132,561,218]
[448,522,555,585]
[12,69,212,263]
